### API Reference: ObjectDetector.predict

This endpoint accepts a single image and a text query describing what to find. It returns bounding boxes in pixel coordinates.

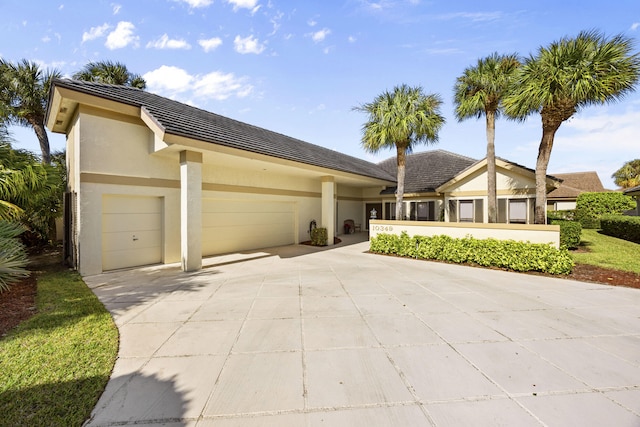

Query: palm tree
[0,59,61,164]
[612,159,640,189]
[354,84,445,220]
[503,30,640,224]
[454,53,520,223]
[73,60,146,89]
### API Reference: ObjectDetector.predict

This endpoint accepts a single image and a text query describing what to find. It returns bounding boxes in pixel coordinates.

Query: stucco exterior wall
[369,220,560,248]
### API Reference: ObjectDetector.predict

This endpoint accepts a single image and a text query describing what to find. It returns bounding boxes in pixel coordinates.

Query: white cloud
[227,0,260,13]
[348,35,357,43]
[631,22,640,31]
[42,35,51,43]
[310,28,331,43]
[234,34,266,54]
[308,19,317,27]
[198,37,223,52]
[143,65,253,101]
[435,11,504,22]
[176,0,213,7]
[82,23,110,43]
[112,3,122,14]
[105,21,138,49]
[146,34,191,50]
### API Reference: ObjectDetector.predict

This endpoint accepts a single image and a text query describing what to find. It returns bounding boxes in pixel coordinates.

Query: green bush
[370,232,573,275]
[575,192,636,229]
[310,227,328,246]
[551,220,582,249]
[600,214,640,244]
[547,209,575,221]
[0,220,29,292]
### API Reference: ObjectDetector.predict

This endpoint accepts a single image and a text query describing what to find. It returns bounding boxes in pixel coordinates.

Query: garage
[202,199,295,256]
[102,195,163,271]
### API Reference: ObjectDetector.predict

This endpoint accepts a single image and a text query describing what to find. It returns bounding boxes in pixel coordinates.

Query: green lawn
[0,266,118,426]
[572,229,640,274]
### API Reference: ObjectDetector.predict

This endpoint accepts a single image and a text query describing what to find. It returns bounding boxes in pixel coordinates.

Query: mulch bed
[0,274,37,337]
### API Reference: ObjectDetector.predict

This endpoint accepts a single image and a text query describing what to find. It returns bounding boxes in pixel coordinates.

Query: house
[624,185,640,216]
[45,79,559,275]
[546,171,606,211]
[377,151,560,224]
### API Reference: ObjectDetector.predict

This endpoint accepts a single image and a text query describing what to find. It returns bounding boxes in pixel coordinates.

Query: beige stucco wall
[69,107,382,275]
[369,220,560,248]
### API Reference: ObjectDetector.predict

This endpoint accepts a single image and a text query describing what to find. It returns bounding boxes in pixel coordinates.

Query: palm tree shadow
[85,371,189,426]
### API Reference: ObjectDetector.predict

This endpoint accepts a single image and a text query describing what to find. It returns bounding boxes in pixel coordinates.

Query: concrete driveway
[83,234,640,426]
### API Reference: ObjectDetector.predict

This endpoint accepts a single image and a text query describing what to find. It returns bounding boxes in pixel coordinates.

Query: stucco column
[180,151,203,272]
[321,176,336,245]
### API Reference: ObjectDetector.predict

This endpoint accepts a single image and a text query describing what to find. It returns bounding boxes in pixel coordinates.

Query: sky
[1,0,639,189]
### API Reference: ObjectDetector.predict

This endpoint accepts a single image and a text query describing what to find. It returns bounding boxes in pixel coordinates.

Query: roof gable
[46,79,396,183]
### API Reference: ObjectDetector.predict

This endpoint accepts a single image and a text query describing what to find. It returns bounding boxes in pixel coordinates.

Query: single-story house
[45,79,559,275]
[546,171,606,211]
[624,185,640,216]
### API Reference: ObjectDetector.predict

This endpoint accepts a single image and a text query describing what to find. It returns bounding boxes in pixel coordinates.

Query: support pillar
[180,151,202,272]
[321,176,336,245]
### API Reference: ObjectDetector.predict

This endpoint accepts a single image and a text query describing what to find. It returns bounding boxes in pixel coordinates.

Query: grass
[572,229,640,274]
[0,266,119,426]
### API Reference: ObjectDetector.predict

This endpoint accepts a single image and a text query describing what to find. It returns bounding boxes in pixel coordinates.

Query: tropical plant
[0,138,64,242]
[0,59,61,164]
[612,159,640,189]
[503,30,640,224]
[72,60,146,89]
[0,220,28,292]
[354,84,445,220]
[454,53,520,223]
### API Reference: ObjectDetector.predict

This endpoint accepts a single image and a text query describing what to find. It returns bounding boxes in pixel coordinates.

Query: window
[509,199,527,224]
[409,201,436,221]
[449,199,484,223]
[497,199,507,223]
[385,202,396,220]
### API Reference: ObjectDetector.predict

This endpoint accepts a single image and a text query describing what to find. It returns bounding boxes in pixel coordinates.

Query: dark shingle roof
[378,150,477,194]
[49,79,396,182]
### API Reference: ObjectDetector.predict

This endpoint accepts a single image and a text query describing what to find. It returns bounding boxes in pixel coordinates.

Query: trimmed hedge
[575,192,636,229]
[600,214,640,244]
[310,227,328,246]
[551,220,582,249]
[547,210,575,221]
[370,232,573,275]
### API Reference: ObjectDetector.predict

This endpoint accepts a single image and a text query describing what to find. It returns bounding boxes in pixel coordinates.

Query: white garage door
[102,195,163,271]
[202,199,295,256]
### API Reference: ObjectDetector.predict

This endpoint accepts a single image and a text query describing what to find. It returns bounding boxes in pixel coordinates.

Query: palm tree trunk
[486,110,497,223]
[31,121,51,165]
[534,118,560,224]
[395,146,406,220]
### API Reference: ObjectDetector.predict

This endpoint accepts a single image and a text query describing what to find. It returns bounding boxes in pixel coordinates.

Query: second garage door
[102,195,163,271]
[202,199,295,256]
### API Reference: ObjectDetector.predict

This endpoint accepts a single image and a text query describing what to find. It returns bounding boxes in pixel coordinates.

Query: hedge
[575,192,636,229]
[550,220,582,249]
[600,214,640,244]
[370,232,573,275]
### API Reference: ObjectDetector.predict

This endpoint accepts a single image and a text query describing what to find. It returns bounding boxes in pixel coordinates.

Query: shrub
[575,192,636,229]
[600,214,640,244]
[310,227,328,246]
[370,232,573,275]
[551,220,582,249]
[0,220,29,292]
[547,209,575,222]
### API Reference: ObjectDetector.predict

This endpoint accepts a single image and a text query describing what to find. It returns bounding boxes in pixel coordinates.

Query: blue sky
[1,0,639,188]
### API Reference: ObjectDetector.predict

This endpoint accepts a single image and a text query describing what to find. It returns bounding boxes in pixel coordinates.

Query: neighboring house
[546,171,606,211]
[45,79,559,275]
[624,185,640,216]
